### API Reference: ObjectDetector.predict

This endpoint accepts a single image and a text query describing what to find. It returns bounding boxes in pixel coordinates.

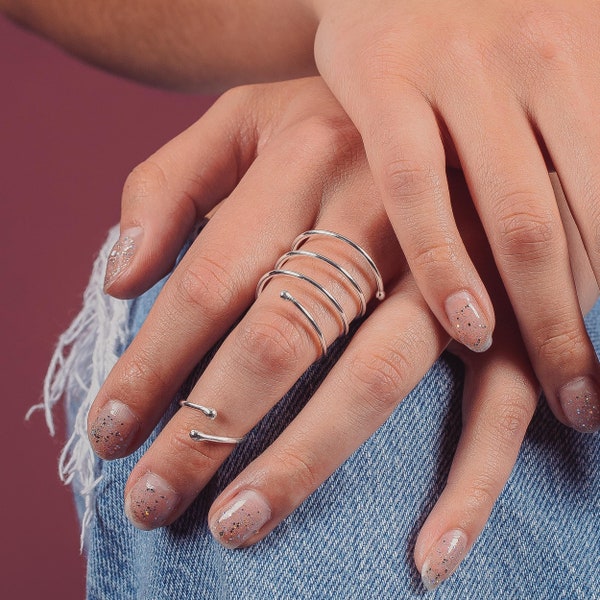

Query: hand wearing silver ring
[180,228,386,446]
[87,79,599,589]
[6,0,600,592]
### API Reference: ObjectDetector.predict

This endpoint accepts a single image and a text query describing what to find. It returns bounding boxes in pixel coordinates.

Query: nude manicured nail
[445,291,492,352]
[210,490,272,549]
[125,472,180,530]
[559,376,600,433]
[421,529,468,591]
[104,226,143,289]
[89,400,140,459]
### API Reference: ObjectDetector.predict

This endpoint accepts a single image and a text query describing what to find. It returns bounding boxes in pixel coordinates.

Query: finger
[203,275,447,548]
[202,169,519,559]
[316,50,495,352]
[121,172,401,529]
[414,332,538,590]
[441,87,600,433]
[549,173,599,315]
[358,87,495,353]
[411,168,551,590]
[88,121,347,460]
[104,89,259,298]
[533,81,600,317]
[412,165,598,590]
[526,29,600,294]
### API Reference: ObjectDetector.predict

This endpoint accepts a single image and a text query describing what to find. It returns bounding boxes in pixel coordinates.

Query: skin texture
[86,79,597,588]
[0,0,317,91]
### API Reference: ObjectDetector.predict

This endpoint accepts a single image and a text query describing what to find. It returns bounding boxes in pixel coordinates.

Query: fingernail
[209,490,272,549]
[445,291,492,352]
[559,376,600,433]
[89,400,140,459]
[125,472,180,530]
[104,226,143,290]
[421,529,468,591]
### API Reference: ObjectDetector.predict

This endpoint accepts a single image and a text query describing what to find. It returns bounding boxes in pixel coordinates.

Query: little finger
[414,329,538,590]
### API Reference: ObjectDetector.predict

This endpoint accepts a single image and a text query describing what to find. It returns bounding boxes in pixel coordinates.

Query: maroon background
[1,16,214,597]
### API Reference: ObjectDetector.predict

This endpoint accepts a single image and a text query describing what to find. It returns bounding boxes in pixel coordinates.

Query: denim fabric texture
[77,242,600,599]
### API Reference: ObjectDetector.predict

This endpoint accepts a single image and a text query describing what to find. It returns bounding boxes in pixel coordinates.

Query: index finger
[87,137,331,459]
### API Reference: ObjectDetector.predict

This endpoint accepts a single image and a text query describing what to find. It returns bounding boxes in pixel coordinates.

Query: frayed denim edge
[27,226,129,551]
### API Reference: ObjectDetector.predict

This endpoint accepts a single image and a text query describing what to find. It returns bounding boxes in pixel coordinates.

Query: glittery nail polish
[444,291,492,352]
[89,400,140,459]
[421,529,468,591]
[559,376,600,433]
[125,472,180,530]
[210,490,272,549]
[104,226,143,290]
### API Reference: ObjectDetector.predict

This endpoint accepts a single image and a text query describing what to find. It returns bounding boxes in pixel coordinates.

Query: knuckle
[383,159,441,205]
[497,202,558,259]
[233,309,305,376]
[493,396,534,445]
[362,34,412,81]
[346,346,410,414]
[517,7,580,65]
[119,347,168,392]
[410,237,460,274]
[216,83,273,121]
[168,428,225,470]
[298,114,352,146]
[174,253,238,319]
[358,26,434,87]
[270,446,321,494]
[444,27,490,72]
[463,472,498,516]
[288,115,362,167]
[218,83,254,108]
[535,322,588,366]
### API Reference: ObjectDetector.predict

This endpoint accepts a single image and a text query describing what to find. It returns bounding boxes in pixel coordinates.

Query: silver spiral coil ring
[255,230,385,359]
[275,250,367,317]
[291,230,385,301]
[256,269,349,336]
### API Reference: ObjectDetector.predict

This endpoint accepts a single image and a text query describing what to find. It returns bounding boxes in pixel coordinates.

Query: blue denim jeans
[64,232,600,600]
